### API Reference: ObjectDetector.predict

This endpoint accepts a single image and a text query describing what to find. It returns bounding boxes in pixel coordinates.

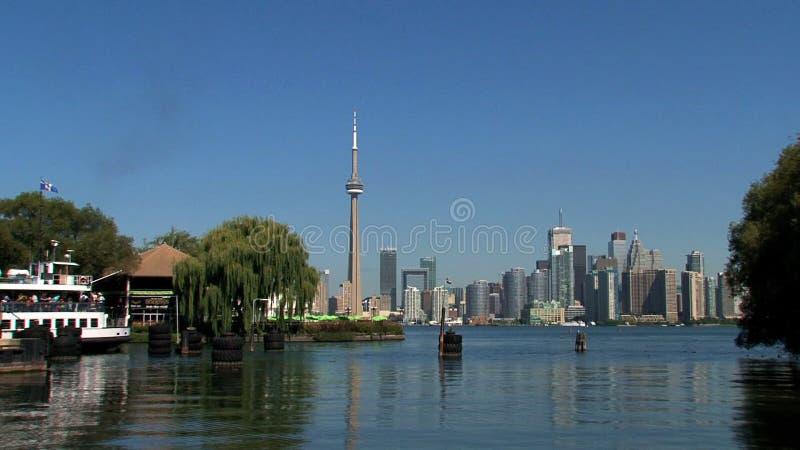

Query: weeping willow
[173,216,319,335]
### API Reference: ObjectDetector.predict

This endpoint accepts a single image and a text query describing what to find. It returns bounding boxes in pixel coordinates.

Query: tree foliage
[729,137,800,354]
[0,192,139,277]
[173,216,319,336]
[141,227,201,256]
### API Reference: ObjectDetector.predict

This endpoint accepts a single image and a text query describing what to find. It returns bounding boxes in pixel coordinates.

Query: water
[1,326,798,449]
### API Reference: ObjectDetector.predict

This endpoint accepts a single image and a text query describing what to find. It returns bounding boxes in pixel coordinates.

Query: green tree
[729,137,800,354]
[0,192,138,276]
[141,227,201,256]
[173,216,319,335]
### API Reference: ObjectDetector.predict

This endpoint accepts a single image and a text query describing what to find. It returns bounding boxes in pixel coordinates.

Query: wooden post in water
[438,307,445,357]
[575,331,587,352]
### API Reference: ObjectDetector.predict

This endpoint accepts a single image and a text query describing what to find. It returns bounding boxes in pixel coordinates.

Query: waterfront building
[345,112,365,316]
[312,269,330,314]
[550,246,575,308]
[379,248,397,311]
[527,269,549,303]
[400,268,428,308]
[419,256,437,290]
[502,267,527,320]
[716,272,736,319]
[596,269,617,322]
[466,280,489,320]
[488,281,503,316]
[686,250,705,274]
[572,245,587,307]
[340,281,352,315]
[450,286,465,312]
[704,276,717,319]
[608,231,627,275]
[627,229,664,271]
[527,301,566,325]
[488,293,501,318]
[681,271,706,321]
[584,272,598,322]
[622,269,678,322]
[403,287,422,323]
[565,304,586,321]
[431,286,448,322]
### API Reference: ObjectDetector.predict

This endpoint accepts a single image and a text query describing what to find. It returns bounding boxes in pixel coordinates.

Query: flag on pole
[40,179,58,193]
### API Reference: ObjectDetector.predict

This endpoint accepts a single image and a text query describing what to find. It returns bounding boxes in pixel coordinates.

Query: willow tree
[729,136,800,354]
[173,216,319,336]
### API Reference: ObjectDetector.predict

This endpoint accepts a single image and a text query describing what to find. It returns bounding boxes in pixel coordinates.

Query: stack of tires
[13,326,53,358]
[212,333,244,366]
[148,322,172,356]
[181,327,204,355]
[263,332,285,351]
[51,326,82,361]
[441,329,462,357]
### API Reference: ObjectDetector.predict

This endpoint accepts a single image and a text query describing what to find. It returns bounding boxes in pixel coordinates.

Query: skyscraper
[551,246,575,308]
[431,286,448,322]
[686,250,704,274]
[527,269,549,303]
[608,232,627,275]
[704,276,717,318]
[403,287,422,323]
[312,269,330,314]
[572,244,587,306]
[502,267,527,320]
[466,280,489,319]
[346,112,364,317]
[419,257,437,290]
[627,229,664,271]
[716,272,736,319]
[681,271,706,321]
[379,248,397,311]
[622,269,678,321]
[400,268,428,307]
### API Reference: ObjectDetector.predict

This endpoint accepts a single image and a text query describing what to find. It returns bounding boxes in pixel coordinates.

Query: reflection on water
[734,358,800,449]
[2,328,800,448]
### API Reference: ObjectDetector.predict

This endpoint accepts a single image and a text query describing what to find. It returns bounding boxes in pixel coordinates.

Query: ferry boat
[0,260,131,353]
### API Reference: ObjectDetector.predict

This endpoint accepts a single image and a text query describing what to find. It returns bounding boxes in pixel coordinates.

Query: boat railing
[1,301,105,314]
[0,274,93,286]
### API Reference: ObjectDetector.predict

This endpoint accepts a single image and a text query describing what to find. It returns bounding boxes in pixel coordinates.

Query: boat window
[15,320,24,329]
[0,320,9,329]
[67,319,76,327]
[90,318,98,328]
[42,319,52,329]
[55,319,64,328]
[79,319,88,328]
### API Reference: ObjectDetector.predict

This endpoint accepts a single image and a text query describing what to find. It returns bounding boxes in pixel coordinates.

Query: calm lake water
[1,326,798,449]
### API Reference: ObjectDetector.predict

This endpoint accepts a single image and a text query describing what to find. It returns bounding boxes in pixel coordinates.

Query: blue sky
[2,1,799,294]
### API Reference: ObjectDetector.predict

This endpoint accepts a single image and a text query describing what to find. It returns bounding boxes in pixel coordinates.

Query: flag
[40,179,58,193]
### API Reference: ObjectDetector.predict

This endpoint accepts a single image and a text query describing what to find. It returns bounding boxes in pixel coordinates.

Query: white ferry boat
[0,260,131,352]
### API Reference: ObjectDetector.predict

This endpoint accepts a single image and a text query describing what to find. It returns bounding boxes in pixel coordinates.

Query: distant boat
[560,321,586,327]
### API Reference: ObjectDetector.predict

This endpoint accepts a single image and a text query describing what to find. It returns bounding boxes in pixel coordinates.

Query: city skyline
[2,2,799,296]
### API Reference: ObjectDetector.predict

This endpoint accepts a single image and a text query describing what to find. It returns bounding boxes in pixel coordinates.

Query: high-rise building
[535,260,550,271]
[488,281,503,316]
[627,229,664,271]
[551,246,575,308]
[403,287,422,323]
[450,286,465,314]
[716,272,736,319]
[312,269,330,314]
[419,257,437,290]
[527,269,549,304]
[622,269,678,321]
[681,271,706,321]
[431,286,448,322]
[502,267,527,320]
[608,232,627,275]
[597,269,617,322]
[400,268,428,307]
[572,245,587,306]
[379,248,397,311]
[704,276,717,318]
[340,281,352,315]
[548,209,573,251]
[466,280,489,319]
[686,250,705,274]
[345,112,365,316]
[488,293,501,317]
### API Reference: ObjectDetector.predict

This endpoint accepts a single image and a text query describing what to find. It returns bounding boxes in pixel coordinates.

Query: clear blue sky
[2,1,799,294]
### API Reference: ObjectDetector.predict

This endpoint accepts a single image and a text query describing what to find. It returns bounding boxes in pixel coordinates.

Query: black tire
[212,349,243,362]
[149,322,171,334]
[148,347,172,355]
[148,340,172,350]
[213,335,244,350]
[149,333,172,342]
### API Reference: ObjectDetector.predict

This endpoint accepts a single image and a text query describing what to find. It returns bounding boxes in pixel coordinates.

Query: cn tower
[346,112,364,316]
